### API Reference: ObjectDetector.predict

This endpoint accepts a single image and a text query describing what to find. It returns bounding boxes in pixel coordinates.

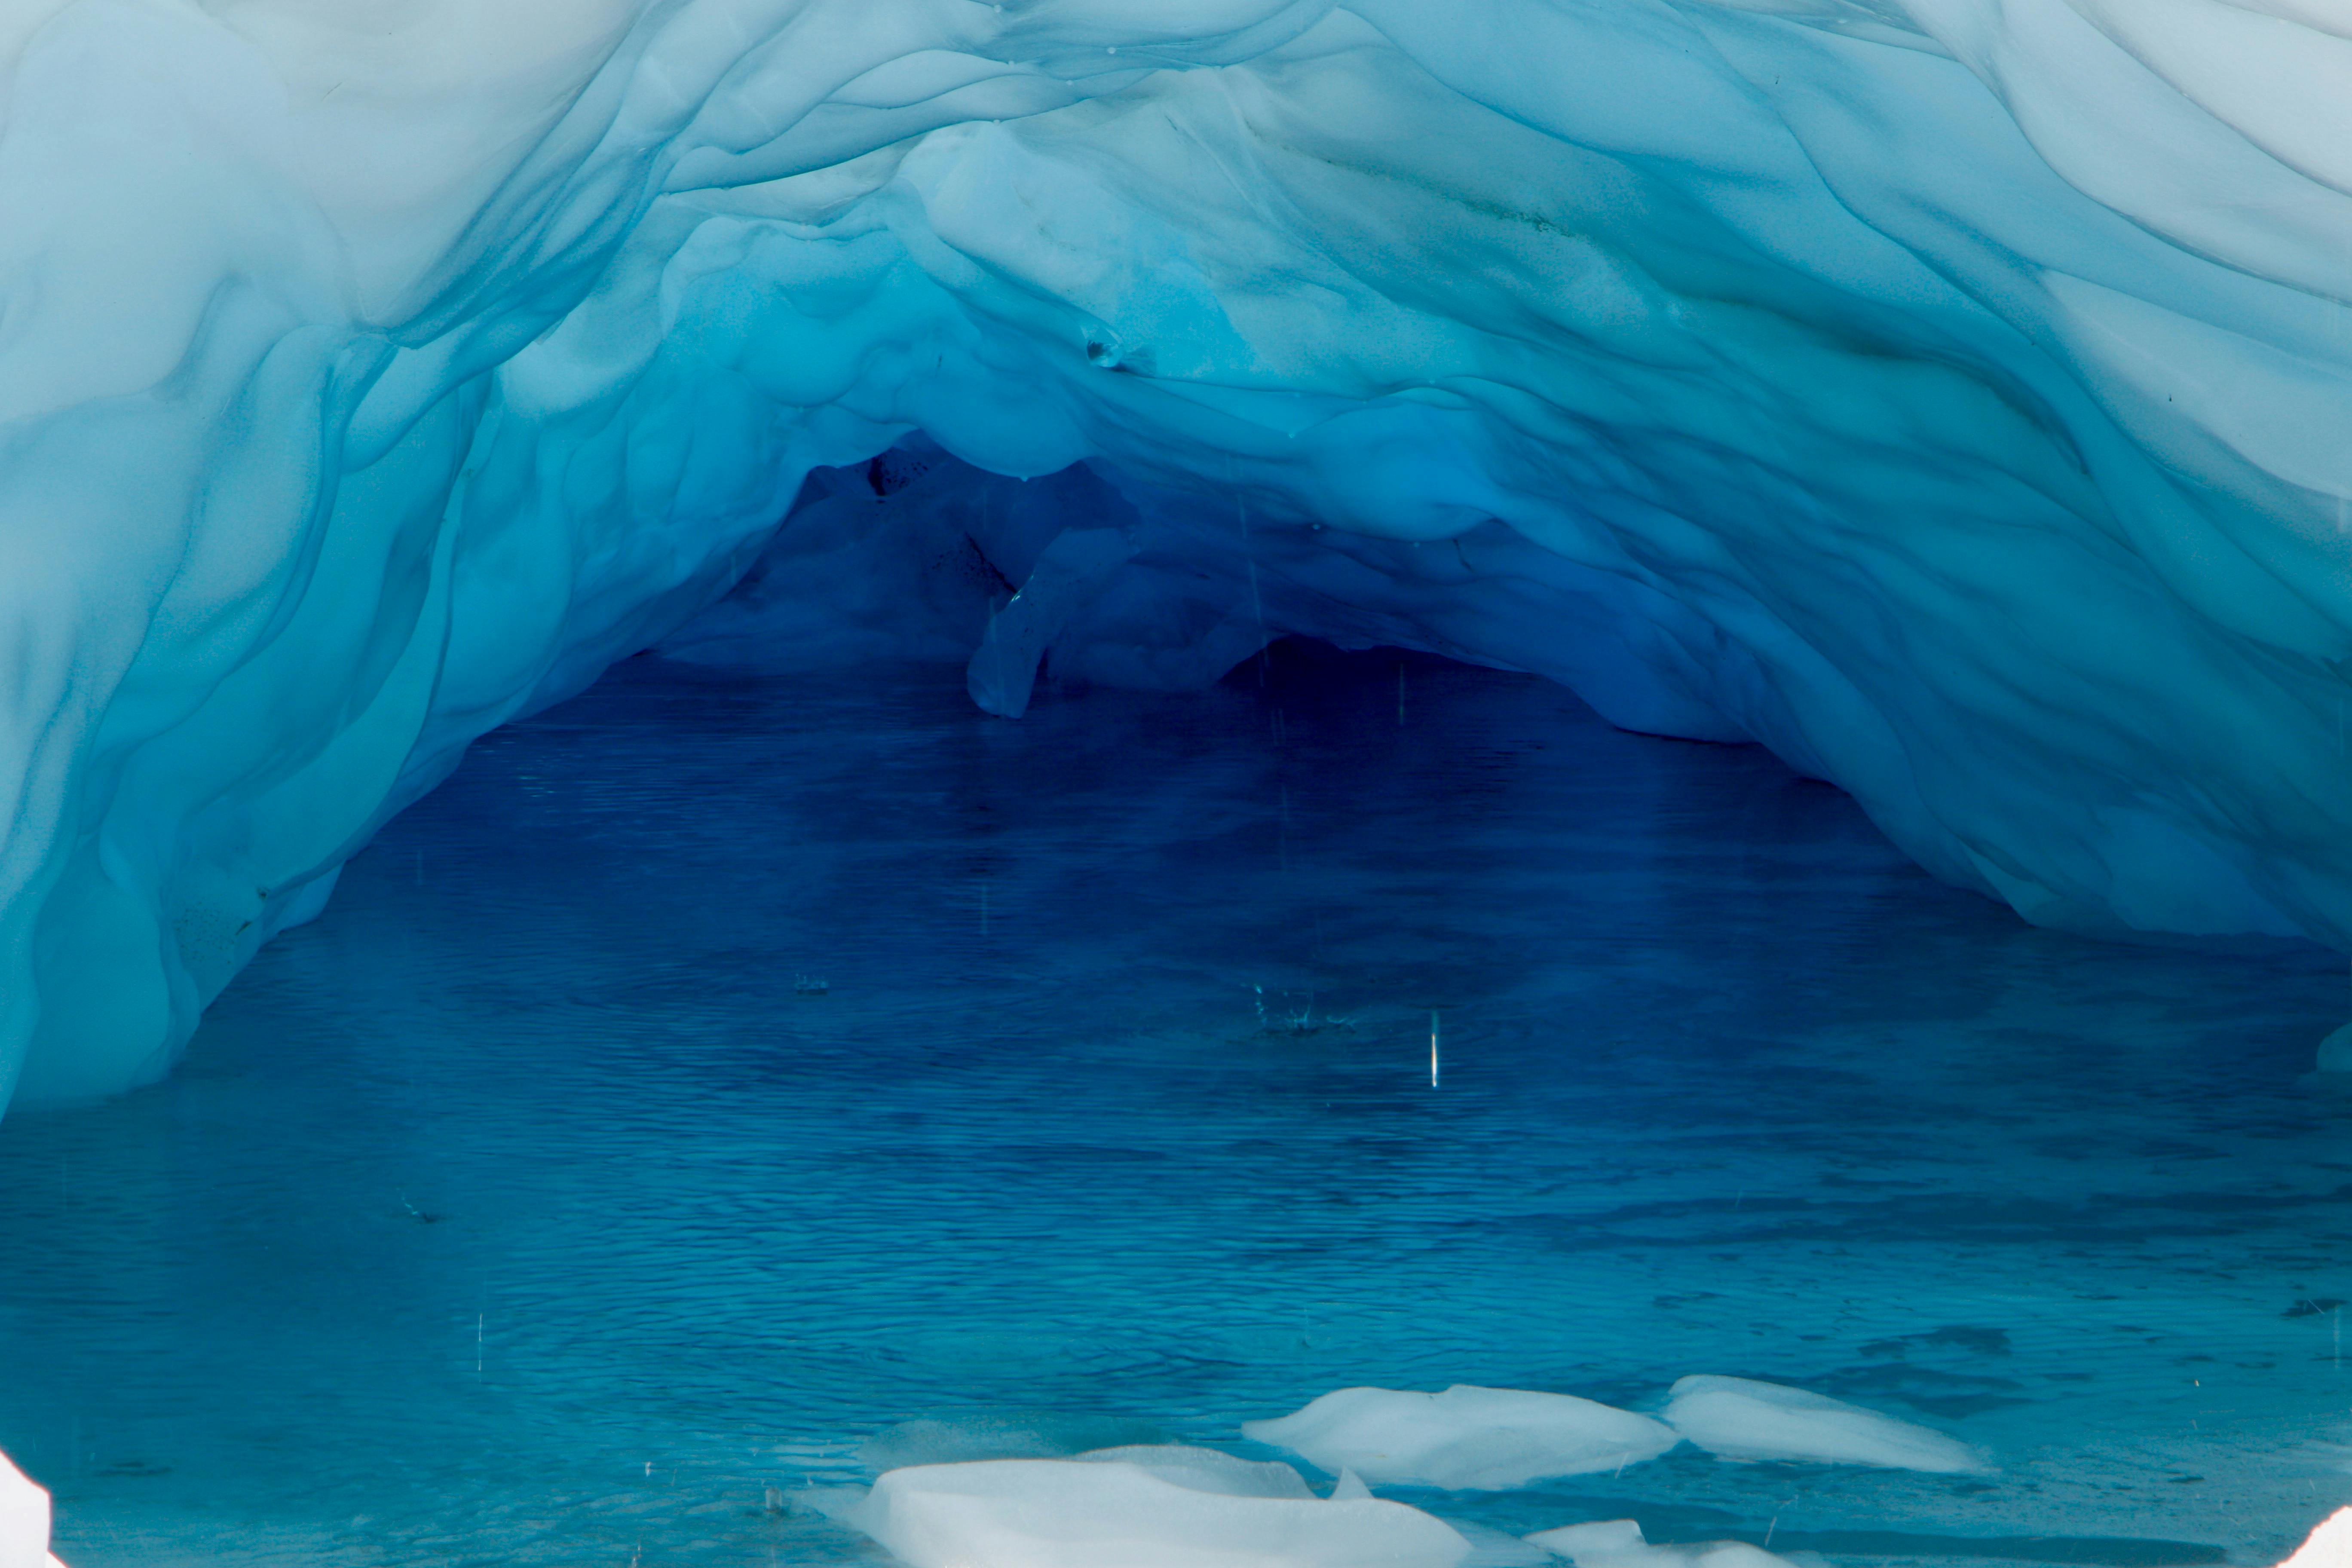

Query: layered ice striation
[3,0,2352,1108]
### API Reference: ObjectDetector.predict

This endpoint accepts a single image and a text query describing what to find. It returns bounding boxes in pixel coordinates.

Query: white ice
[1242,1386,1680,1490]
[5,0,2352,1110]
[2279,1508,2352,1568]
[0,1446,61,1568]
[1071,1445,1320,1500]
[1525,1518,1796,1568]
[1659,1375,1985,1473]
[856,1410,1173,1471]
[841,1449,1470,1568]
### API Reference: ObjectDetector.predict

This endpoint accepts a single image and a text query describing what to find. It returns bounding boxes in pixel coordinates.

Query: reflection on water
[1,644,2347,1566]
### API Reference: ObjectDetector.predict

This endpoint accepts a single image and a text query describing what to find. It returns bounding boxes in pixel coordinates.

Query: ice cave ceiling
[1,0,2350,1111]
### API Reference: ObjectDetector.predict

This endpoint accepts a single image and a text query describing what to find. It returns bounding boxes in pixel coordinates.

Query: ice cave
[3,0,2352,1564]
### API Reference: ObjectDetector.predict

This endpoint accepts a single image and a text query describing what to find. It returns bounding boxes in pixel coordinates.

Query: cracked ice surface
[3,0,2352,1107]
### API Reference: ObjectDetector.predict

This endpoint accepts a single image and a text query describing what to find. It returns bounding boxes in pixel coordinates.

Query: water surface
[2,646,2347,1566]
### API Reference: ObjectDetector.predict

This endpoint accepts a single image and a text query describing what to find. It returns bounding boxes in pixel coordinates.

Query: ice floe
[1242,1386,1680,1491]
[1660,1375,1985,1473]
[859,1410,1169,1470]
[840,1448,1471,1568]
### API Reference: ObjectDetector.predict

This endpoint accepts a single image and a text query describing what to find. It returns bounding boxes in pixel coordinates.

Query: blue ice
[2,0,2352,1103]
[4,2,2352,1565]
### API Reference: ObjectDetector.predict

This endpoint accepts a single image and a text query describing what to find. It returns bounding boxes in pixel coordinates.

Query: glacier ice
[840,1451,1470,1568]
[3,0,2352,1109]
[1242,1386,1680,1490]
[1659,1375,1986,1473]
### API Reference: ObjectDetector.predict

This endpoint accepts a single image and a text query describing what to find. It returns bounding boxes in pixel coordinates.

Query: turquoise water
[1,646,2348,1566]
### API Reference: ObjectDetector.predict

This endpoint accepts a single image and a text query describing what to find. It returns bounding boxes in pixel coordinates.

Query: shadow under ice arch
[2,0,2352,1113]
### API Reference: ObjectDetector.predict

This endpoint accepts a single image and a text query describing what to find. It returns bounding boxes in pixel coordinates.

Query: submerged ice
[3,0,2352,1105]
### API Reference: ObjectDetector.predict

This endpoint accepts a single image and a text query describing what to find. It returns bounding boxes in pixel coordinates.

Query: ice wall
[1,0,2349,1111]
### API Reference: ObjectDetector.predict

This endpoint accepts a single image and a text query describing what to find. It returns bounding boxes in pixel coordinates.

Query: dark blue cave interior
[1,639,2348,1565]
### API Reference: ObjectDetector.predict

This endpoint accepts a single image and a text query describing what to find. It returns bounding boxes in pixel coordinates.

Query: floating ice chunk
[1526,1517,1796,1568]
[1660,1376,1984,1473]
[847,1453,1470,1568]
[1073,1445,1317,1499]
[1241,1386,1679,1490]
[2278,1508,2352,1568]
[0,1446,61,1568]
[860,1410,1168,1469]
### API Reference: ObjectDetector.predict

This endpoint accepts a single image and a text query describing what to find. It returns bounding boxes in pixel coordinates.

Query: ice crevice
[3,0,2352,1109]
